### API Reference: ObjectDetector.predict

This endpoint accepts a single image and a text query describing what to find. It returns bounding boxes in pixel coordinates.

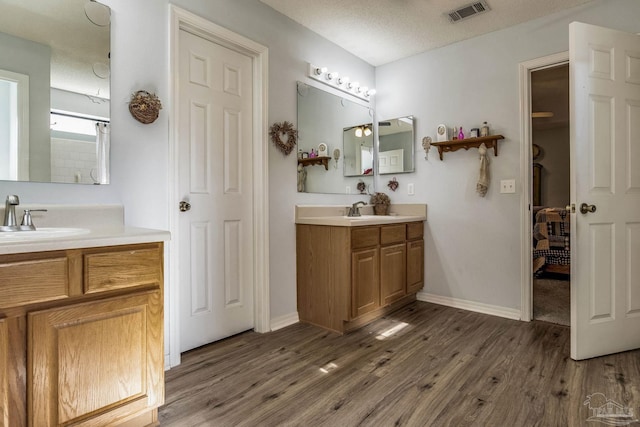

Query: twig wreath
[129,90,162,124]
[269,121,298,155]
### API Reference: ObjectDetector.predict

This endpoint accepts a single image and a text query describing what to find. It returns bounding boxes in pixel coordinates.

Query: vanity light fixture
[307,63,374,102]
[314,66,328,76]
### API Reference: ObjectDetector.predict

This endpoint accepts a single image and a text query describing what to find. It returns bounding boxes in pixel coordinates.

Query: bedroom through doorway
[530,63,570,326]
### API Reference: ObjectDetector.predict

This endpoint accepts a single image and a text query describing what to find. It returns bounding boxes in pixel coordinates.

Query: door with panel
[380,243,407,305]
[570,22,640,359]
[351,248,380,319]
[178,29,255,352]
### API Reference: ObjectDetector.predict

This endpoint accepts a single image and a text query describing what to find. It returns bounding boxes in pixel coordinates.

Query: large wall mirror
[297,82,374,194]
[0,0,111,185]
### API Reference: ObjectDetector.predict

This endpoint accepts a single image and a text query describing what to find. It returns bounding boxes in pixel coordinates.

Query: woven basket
[129,90,161,124]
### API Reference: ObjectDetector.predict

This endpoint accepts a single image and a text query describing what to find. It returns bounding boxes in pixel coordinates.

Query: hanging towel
[476,143,489,197]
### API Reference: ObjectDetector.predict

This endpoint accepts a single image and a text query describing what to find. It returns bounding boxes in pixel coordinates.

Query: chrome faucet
[1,196,47,231]
[3,195,19,227]
[347,201,367,217]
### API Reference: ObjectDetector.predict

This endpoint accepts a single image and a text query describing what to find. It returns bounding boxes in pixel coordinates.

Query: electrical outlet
[408,183,415,195]
[500,179,516,194]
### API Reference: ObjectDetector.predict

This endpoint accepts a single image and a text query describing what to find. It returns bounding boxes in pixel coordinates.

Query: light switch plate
[408,183,415,195]
[500,179,516,193]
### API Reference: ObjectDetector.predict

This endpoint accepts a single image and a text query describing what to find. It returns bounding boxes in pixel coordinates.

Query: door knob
[565,204,575,213]
[580,203,596,214]
[179,201,191,212]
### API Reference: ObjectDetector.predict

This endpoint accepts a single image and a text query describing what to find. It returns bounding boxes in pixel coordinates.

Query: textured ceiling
[260,0,594,66]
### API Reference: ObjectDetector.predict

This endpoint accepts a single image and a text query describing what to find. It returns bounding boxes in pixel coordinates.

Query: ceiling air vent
[447,1,491,23]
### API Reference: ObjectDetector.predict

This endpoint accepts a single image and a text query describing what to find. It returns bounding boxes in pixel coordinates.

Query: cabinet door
[0,318,7,427]
[351,248,380,319]
[380,243,407,305]
[29,290,163,427]
[407,240,424,294]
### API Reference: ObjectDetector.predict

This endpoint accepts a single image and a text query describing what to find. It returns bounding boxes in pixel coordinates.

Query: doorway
[168,6,270,368]
[530,64,570,326]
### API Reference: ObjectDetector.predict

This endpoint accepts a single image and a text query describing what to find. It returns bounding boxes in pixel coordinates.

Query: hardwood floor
[159,302,640,426]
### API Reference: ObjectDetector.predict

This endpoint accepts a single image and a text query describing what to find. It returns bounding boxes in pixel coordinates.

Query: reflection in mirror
[343,124,374,177]
[297,82,374,194]
[0,0,110,184]
[378,116,414,174]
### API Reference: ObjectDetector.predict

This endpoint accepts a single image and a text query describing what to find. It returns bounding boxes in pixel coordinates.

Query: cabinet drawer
[0,256,69,308]
[351,227,380,249]
[381,224,406,245]
[85,245,163,293]
[407,222,424,240]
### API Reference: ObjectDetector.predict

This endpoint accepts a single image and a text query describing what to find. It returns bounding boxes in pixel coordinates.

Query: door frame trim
[518,51,569,321]
[168,5,270,367]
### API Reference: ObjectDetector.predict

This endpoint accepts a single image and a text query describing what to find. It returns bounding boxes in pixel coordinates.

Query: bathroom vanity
[0,205,169,427]
[295,205,426,333]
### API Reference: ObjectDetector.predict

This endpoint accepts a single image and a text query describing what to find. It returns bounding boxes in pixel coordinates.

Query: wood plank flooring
[159,302,640,426]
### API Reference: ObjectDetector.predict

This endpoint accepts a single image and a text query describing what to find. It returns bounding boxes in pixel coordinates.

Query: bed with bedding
[532,207,570,276]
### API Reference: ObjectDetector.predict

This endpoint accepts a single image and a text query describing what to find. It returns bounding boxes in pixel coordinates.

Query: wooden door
[407,240,424,294]
[380,243,407,305]
[570,22,640,359]
[28,291,163,426]
[178,29,255,351]
[351,248,380,318]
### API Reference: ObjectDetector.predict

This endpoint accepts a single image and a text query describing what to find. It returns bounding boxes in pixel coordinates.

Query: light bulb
[337,76,349,86]
[348,81,359,91]
[364,127,372,137]
[355,127,363,138]
[366,88,377,97]
[314,66,328,76]
[327,71,338,81]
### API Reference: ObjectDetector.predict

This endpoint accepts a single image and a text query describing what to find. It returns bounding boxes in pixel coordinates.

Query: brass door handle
[179,201,191,212]
[580,203,596,214]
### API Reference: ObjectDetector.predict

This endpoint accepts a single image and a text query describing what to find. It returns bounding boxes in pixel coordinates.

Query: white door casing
[168,6,269,367]
[519,51,569,322]
[570,22,640,360]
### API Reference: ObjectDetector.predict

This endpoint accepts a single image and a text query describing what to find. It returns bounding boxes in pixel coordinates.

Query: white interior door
[178,29,254,352]
[570,22,640,360]
[378,149,404,174]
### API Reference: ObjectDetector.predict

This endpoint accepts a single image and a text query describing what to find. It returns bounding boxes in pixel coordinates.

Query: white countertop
[295,203,427,227]
[0,226,170,255]
[0,204,169,255]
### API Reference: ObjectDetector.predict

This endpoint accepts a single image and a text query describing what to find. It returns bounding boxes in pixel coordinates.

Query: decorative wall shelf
[298,156,331,170]
[430,135,504,161]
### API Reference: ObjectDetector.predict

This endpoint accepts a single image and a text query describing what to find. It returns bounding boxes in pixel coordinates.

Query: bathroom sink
[0,227,90,241]
[343,215,399,221]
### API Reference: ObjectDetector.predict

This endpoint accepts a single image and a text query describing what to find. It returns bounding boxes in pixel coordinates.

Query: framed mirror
[297,82,374,194]
[0,0,111,184]
[378,116,414,174]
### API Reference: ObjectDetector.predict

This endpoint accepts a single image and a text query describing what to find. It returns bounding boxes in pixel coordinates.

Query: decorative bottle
[480,121,489,137]
[309,148,317,158]
[458,127,464,140]
[453,127,458,140]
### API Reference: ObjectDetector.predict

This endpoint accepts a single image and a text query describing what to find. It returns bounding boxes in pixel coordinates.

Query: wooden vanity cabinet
[297,221,424,333]
[0,243,164,427]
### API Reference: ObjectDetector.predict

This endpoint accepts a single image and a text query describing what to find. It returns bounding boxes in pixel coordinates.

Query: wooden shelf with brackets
[430,135,504,161]
[298,156,331,170]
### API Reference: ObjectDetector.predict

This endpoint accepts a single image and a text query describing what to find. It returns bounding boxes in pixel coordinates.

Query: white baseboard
[270,312,299,331]
[416,292,521,321]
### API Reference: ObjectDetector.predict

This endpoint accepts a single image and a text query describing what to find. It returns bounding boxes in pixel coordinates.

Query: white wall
[3,0,637,349]
[375,0,640,311]
[0,0,374,334]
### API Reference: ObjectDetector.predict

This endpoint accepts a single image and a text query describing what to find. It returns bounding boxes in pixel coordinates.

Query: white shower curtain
[95,122,110,184]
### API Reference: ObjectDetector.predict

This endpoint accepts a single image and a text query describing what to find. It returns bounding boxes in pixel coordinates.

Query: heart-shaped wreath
[270,121,298,155]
